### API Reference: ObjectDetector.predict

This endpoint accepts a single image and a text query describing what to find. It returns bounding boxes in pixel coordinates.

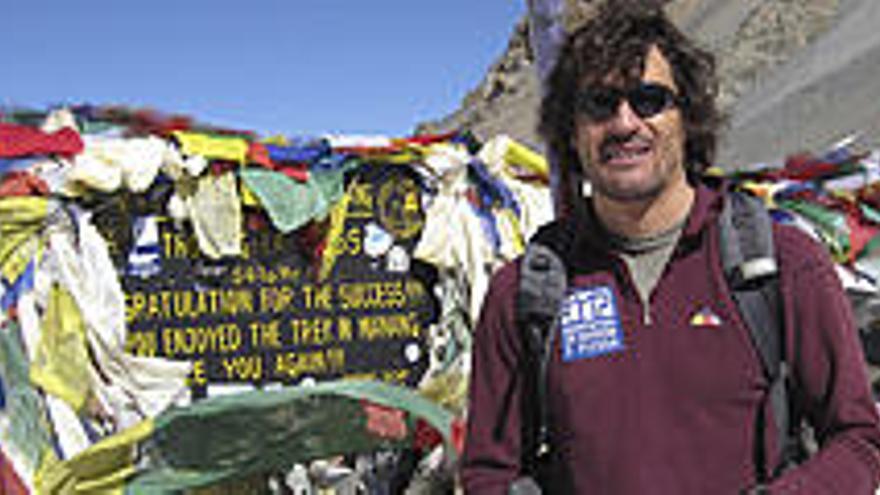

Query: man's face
[572,45,687,203]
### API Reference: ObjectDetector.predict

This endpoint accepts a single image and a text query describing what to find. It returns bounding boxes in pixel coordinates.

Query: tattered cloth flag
[38,380,455,494]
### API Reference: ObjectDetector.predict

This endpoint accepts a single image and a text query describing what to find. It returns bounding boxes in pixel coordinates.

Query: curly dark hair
[538,3,721,211]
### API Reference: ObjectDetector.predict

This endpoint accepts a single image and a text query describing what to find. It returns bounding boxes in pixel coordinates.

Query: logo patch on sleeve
[559,285,625,361]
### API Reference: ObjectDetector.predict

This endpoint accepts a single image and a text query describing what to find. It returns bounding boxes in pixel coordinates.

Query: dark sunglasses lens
[579,88,621,121]
[630,84,675,118]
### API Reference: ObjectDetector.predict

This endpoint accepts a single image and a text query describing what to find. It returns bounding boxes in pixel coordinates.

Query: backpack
[513,190,804,491]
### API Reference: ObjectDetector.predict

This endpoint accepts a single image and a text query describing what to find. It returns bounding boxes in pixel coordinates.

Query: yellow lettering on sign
[161,323,243,357]
[220,355,263,381]
[126,292,146,324]
[289,317,335,346]
[216,289,255,316]
[259,286,296,313]
[404,278,427,304]
[356,312,420,341]
[336,316,353,342]
[345,227,362,256]
[348,183,374,218]
[146,291,166,320]
[191,359,207,386]
[161,231,200,259]
[125,331,157,357]
[274,348,346,379]
[249,320,282,349]
[329,227,363,258]
[126,288,254,321]
[337,281,407,311]
[302,284,333,311]
[277,265,302,284]
[404,192,419,214]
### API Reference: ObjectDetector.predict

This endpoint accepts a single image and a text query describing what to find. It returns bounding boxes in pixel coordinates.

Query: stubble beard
[590,172,666,202]
[584,158,673,203]
[584,137,685,203]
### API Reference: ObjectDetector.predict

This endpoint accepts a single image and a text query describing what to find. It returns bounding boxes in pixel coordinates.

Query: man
[461,3,880,494]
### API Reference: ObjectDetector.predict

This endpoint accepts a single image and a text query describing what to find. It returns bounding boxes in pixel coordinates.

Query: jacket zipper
[612,257,652,325]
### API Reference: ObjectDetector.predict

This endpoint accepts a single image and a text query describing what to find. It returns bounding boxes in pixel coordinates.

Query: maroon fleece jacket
[462,183,880,494]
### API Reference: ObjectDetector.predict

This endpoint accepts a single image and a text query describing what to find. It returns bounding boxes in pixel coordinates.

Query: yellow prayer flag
[172,131,249,164]
[36,420,154,495]
[504,139,548,179]
[30,284,92,412]
[319,186,354,281]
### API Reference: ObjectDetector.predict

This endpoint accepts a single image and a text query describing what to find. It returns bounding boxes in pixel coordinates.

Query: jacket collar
[681,179,726,241]
[571,178,726,254]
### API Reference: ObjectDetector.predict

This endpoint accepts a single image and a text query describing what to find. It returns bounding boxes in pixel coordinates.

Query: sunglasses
[576,83,683,121]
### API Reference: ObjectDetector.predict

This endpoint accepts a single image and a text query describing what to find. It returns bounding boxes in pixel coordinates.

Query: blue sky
[0,1,525,137]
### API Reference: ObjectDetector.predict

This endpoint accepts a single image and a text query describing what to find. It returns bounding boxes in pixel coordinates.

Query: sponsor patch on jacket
[559,285,624,361]
[689,305,723,327]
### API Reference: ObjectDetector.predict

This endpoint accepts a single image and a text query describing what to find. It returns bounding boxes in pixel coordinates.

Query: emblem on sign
[377,175,424,240]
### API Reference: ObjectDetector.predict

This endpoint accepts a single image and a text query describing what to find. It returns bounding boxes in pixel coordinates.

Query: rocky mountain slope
[421,0,880,169]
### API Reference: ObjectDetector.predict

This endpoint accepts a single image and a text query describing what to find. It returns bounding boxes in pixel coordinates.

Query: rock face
[421,0,880,169]
[417,18,543,152]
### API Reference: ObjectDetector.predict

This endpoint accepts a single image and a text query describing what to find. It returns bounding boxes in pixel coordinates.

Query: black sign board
[100,163,437,395]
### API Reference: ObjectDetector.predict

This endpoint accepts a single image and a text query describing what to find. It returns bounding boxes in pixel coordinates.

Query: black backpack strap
[516,220,572,471]
[718,191,794,480]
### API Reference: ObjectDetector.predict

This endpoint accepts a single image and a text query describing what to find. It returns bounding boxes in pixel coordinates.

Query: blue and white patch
[559,285,625,361]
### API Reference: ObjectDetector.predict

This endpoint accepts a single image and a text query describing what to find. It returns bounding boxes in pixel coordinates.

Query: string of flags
[0,105,551,494]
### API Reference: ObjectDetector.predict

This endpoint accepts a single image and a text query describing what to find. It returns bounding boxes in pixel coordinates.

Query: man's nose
[607,99,642,131]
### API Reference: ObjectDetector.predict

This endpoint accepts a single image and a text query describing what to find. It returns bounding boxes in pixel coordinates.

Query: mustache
[599,133,652,157]
[599,132,653,160]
